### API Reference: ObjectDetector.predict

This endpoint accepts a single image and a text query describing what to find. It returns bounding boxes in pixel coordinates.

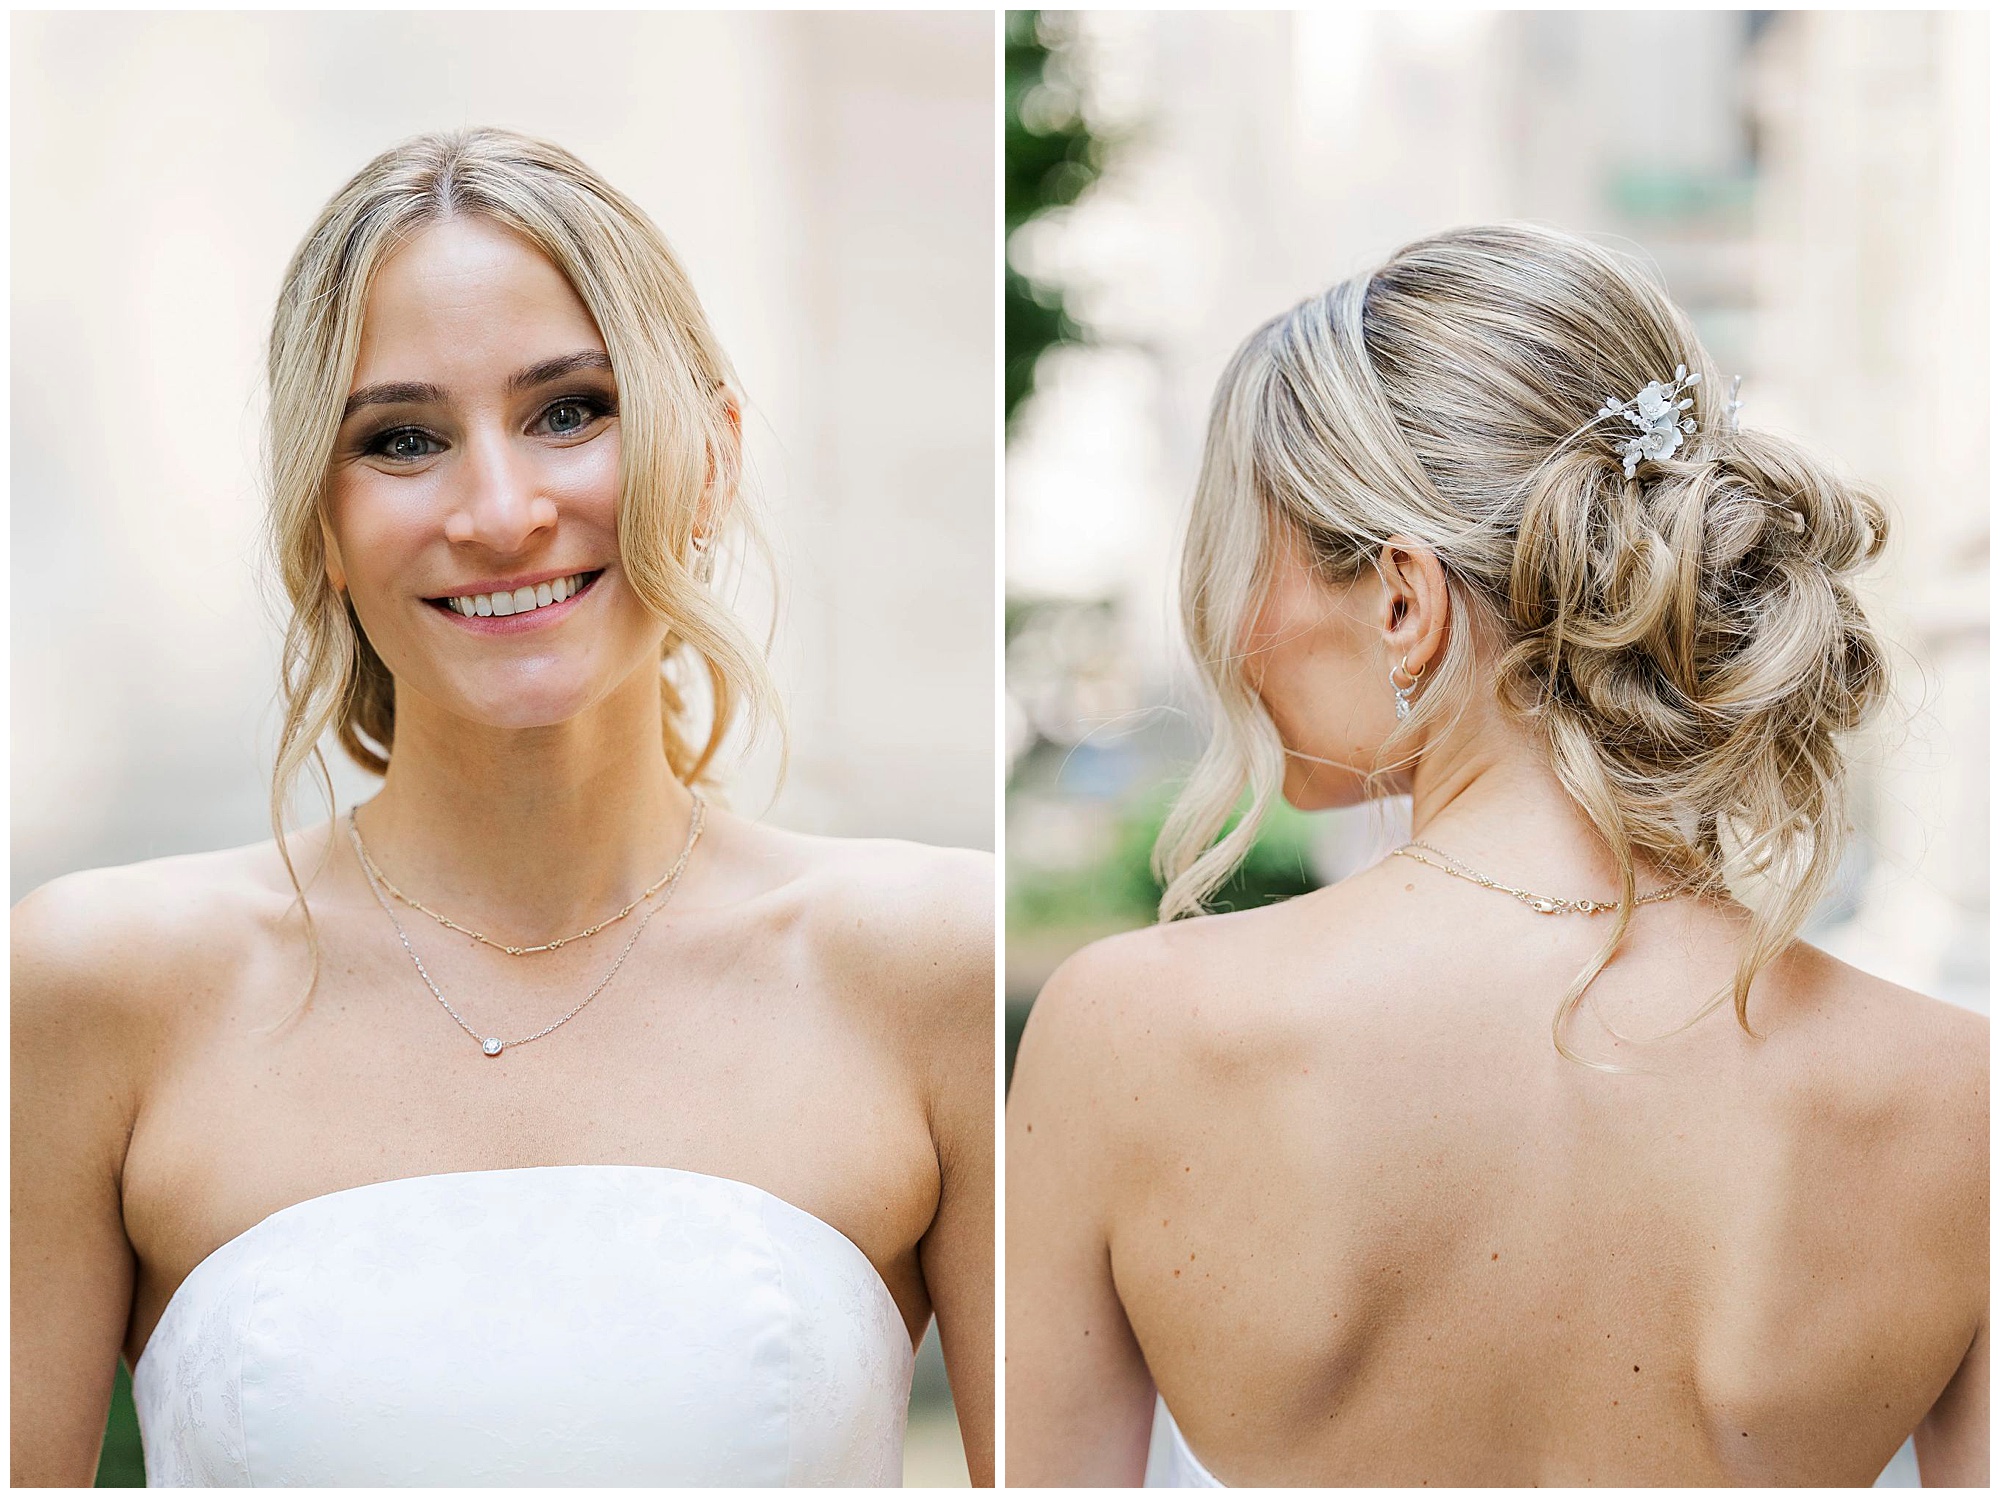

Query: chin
[434,662,621,732]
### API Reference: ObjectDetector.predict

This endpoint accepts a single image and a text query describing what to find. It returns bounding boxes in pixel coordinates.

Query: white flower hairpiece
[1596,363,1701,479]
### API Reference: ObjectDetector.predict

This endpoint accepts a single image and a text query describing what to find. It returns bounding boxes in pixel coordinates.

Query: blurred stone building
[1744,9,1988,1010]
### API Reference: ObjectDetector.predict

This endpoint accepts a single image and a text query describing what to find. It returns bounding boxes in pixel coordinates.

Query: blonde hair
[1159,223,1889,1054]
[265,127,781,924]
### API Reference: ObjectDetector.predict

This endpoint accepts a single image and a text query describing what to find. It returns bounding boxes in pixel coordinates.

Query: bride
[13,128,993,1487]
[1006,224,1985,1486]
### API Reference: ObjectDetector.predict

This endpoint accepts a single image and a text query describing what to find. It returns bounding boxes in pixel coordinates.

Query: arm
[1914,1007,1989,1488]
[1005,954,1158,1487]
[914,852,997,1487]
[919,1000,995,1485]
[11,878,146,1485]
[1916,1312,1987,1486]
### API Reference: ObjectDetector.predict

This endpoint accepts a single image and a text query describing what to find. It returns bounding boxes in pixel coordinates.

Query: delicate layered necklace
[1390,839,1690,916]
[347,798,705,1058]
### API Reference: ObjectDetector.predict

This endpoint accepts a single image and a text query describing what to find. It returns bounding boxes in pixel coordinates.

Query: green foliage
[1206,798,1325,914]
[1005,10,1106,428]
[95,1364,144,1486]
[1008,783,1324,937]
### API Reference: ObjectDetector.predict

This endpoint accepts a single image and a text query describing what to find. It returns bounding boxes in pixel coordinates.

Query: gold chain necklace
[349,802,699,955]
[1391,839,1689,916]
[346,798,704,1058]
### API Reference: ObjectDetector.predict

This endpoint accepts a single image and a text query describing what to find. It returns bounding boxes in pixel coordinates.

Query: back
[1014,859,1986,1486]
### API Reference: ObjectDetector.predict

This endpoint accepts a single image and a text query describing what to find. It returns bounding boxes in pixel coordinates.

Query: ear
[1374,537,1450,676]
[697,387,744,541]
[321,515,348,596]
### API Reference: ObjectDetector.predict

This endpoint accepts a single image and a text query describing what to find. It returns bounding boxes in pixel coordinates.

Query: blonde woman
[1007,225,1985,1486]
[13,129,993,1487]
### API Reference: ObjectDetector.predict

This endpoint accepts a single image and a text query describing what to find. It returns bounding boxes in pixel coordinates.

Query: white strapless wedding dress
[131,1165,915,1486]
[1144,1396,1223,1487]
[1138,1393,1916,1488]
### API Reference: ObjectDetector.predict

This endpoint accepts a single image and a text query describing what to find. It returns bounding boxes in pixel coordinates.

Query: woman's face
[1242,524,1404,811]
[323,214,663,732]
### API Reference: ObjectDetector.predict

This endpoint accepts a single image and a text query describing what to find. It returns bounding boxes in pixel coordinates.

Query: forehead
[350,215,606,385]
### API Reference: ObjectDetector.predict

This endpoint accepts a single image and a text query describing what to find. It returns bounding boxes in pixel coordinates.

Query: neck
[352,661,698,941]
[1403,704,1674,903]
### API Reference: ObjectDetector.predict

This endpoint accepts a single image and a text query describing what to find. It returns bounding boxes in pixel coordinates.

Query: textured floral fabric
[1144,1396,1224,1488]
[131,1165,914,1486]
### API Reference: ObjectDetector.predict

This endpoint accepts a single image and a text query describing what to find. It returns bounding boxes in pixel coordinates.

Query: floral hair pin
[1596,364,1701,478]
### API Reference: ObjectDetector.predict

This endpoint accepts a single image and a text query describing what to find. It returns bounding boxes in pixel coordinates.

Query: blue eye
[538,395,613,437]
[369,427,442,462]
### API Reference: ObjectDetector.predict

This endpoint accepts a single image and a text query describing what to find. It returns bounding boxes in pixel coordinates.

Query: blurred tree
[1008,779,1323,938]
[1005,10,1106,428]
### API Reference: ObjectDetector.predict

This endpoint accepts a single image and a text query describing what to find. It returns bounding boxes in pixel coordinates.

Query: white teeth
[447,573,589,619]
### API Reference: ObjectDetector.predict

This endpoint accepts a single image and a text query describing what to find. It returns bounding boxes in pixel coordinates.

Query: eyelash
[361,393,618,463]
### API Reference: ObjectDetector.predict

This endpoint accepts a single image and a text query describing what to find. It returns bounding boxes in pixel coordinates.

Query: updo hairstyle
[1158,223,1889,1053]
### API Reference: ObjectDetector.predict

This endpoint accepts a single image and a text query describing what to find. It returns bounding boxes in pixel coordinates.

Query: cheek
[1243,574,1310,675]
[324,473,429,589]
[547,429,623,519]
[1246,589,1380,742]
[1244,580,1328,697]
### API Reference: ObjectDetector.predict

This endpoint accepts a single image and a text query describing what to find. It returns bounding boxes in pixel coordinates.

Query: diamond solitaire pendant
[481,1037,504,1057]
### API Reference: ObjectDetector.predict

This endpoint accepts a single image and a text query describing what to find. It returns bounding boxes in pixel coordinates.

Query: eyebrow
[341,349,616,421]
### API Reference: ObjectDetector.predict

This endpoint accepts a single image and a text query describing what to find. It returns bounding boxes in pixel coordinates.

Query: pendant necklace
[347,797,705,1057]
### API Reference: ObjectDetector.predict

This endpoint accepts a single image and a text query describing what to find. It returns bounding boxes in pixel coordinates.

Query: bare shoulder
[1018,896,1311,1093]
[727,817,993,1035]
[797,831,991,984]
[1764,941,1988,1241]
[1768,940,1987,1115]
[11,833,320,1040]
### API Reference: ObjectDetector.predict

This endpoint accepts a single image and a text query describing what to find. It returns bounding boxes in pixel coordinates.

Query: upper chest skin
[118,885,942,1368]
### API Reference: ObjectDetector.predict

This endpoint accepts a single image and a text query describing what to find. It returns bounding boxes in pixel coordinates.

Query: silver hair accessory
[1391,655,1425,722]
[1722,374,1745,436]
[1595,363,1702,479]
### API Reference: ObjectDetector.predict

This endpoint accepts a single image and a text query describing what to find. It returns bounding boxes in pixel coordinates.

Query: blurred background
[1006,11,1985,1484]
[12,10,991,1486]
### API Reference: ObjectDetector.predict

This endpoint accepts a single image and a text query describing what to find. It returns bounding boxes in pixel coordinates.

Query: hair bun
[1506,427,1887,727]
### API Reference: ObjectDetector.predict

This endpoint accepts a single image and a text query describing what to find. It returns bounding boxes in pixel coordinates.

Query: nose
[442,425,558,552]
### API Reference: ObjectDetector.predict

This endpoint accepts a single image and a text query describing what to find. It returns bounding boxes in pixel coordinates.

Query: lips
[425,568,605,626]
[435,569,602,618]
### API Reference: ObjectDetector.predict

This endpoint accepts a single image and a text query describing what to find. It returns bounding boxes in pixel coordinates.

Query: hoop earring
[1390,655,1425,722]
[691,532,715,586]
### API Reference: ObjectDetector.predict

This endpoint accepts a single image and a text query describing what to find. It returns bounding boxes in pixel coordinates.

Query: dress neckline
[1155,1394,1226,1487]
[131,1162,908,1379]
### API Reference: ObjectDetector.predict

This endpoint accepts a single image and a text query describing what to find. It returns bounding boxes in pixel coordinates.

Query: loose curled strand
[1162,223,1889,1057]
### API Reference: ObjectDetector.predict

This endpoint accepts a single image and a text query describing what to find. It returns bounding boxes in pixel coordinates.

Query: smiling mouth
[429,569,603,618]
